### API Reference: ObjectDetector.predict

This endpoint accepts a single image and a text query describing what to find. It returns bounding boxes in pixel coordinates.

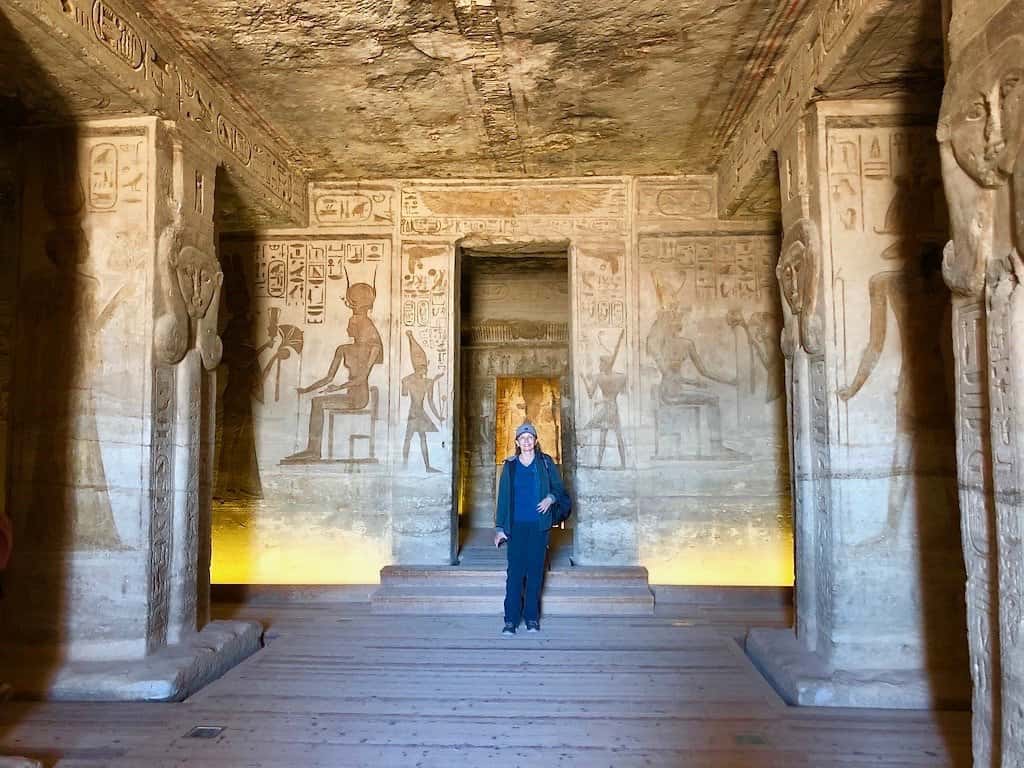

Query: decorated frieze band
[36,0,306,221]
[400,182,627,238]
[310,183,397,229]
[634,177,717,224]
[718,0,907,215]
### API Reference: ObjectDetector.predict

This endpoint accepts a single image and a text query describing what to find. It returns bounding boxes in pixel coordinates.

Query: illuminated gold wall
[494,377,562,464]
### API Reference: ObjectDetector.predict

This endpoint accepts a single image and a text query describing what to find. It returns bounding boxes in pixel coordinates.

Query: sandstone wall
[212,176,790,585]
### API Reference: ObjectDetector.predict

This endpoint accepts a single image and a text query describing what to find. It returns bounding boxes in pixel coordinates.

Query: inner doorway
[455,249,573,566]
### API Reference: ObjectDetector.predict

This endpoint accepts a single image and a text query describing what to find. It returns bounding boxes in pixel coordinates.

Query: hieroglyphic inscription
[827,127,946,239]
[252,240,387,325]
[987,262,1024,757]
[50,0,305,219]
[953,298,1000,768]
[311,184,396,228]
[146,364,175,652]
[635,178,716,221]
[86,136,146,212]
[809,357,833,644]
[718,0,913,215]
[91,0,145,69]
[402,244,451,379]
[638,236,777,302]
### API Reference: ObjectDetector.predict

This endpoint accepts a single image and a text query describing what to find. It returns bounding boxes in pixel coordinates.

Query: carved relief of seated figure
[653,328,736,457]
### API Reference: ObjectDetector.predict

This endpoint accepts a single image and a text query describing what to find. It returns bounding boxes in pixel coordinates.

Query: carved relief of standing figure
[583,329,626,468]
[283,269,383,463]
[402,331,443,473]
[20,139,128,550]
[838,242,953,545]
[216,277,272,498]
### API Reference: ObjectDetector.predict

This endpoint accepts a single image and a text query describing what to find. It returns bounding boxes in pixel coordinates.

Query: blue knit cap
[515,422,538,439]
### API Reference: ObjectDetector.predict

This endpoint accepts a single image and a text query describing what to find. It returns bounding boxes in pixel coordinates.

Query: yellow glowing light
[643,536,795,587]
[211,512,389,585]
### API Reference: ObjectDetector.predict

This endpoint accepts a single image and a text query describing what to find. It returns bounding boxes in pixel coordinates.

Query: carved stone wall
[746,101,969,710]
[635,232,790,585]
[2,0,307,229]
[213,235,393,583]
[0,118,224,661]
[214,175,793,579]
[939,0,1024,762]
[0,149,18,570]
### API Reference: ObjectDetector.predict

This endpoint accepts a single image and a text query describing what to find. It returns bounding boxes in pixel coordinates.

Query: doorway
[455,248,573,564]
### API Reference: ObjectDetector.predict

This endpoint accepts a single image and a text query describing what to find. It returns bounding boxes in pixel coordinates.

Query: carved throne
[325,386,379,462]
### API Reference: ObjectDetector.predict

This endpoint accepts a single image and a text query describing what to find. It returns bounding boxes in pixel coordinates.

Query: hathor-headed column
[747,100,969,709]
[938,1,1024,763]
[0,118,258,700]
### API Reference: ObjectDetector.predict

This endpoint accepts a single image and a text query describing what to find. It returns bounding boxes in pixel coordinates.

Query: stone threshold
[0,620,261,702]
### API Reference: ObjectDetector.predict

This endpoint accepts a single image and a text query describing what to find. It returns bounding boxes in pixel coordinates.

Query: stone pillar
[0,141,18,569]
[0,117,259,700]
[939,1,1024,762]
[747,100,969,708]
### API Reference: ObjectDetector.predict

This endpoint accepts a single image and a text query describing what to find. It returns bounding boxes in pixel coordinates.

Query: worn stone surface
[744,99,970,709]
[0,758,43,768]
[0,0,307,229]
[938,0,1024,763]
[747,628,967,709]
[717,0,944,218]
[113,0,815,179]
[211,176,791,582]
[0,117,256,700]
[0,620,261,702]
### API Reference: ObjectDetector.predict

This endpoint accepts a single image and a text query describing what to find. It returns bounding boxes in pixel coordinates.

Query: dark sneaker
[501,623,516,636]
[526,621,540,633]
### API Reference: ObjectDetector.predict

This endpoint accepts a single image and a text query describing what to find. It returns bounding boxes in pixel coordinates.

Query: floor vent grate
[186,725,225,739]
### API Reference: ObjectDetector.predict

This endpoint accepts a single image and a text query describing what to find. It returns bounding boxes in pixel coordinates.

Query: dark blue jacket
[494,452,571,533]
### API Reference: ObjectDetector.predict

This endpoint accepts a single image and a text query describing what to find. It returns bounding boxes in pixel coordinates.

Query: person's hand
[494,531,508,547]
[537,495,555,514]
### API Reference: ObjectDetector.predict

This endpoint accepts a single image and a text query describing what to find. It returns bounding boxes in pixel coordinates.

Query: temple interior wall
[211,177,791,584]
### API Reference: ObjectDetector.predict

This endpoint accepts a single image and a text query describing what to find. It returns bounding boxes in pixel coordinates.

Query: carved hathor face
[942,35,1024,189]
[171,246,223,321]
[777,240,806,315]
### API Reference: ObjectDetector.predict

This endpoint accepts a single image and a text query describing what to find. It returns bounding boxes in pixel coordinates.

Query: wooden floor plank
[0,600,970,768]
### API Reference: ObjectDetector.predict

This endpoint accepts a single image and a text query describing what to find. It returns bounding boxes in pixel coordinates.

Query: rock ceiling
[124,0,814,179]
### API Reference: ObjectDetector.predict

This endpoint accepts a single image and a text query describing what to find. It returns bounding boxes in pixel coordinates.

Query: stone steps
[371,565,655,616]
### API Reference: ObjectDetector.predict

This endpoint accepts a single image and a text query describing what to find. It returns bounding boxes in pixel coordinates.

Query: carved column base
[746,628,970,710]
[0,758,43,768]
[0,620,260,702]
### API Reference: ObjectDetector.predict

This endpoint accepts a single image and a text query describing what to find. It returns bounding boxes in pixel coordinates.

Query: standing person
[494,422,571,636]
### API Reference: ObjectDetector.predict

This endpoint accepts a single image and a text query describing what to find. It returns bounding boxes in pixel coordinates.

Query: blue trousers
[504,523,549,625]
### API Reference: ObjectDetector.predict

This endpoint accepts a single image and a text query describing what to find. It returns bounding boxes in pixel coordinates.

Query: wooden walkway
[0,599,970,767]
